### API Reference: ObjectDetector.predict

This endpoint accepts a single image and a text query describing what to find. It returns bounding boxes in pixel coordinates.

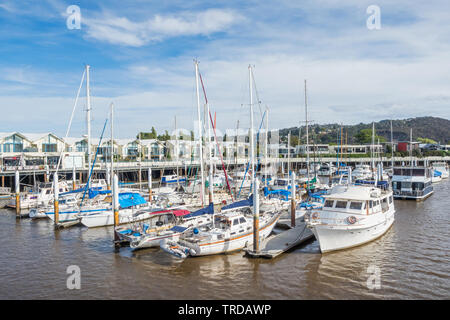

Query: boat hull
[311,211,394,253]
[179,214,280,257]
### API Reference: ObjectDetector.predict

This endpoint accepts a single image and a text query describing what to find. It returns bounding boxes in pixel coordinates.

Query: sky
[0,0,449,138]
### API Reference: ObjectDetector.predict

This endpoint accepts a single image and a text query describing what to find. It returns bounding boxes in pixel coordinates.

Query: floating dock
[245,221,314,259]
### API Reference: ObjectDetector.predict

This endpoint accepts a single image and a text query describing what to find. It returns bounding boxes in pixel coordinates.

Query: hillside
[280,117,450,145]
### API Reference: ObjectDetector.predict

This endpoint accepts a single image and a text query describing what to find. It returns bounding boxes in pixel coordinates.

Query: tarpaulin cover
[118,192,147,208]
[221,194,254,211]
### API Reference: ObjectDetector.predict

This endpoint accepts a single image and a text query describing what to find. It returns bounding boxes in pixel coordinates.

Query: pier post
[253,178,260,253]
[45,165,49,183]
[106,163,111,190]
[53,173,59,225]
[291,172,296,228]
[148,168,152,204]
[72,165,77,190]
[139,163,142,192]
[1,175,4,187]
[113,174,120,249]
[15,170,20,217]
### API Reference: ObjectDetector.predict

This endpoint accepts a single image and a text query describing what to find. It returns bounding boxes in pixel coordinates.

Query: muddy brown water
[0,180,449,299]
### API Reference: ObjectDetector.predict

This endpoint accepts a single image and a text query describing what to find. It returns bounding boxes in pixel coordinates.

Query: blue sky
[0,0,449,138]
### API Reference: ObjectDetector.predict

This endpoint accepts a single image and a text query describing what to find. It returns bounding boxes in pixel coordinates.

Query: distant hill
[280,117,450,145]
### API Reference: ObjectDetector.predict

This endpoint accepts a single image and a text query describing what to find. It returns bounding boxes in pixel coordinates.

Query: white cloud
[83,9,242,47]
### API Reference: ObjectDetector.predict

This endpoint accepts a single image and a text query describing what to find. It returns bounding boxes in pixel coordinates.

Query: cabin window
[402,182,412,189]
[412,182,424,190]
[369,201,373,208]
[233,218,239,225]
[46,190,51,194]
[349,202,362,210]
[324,200,334,208]
[389,196,393,204]
[335,201,348,209]
[239,217,246,224]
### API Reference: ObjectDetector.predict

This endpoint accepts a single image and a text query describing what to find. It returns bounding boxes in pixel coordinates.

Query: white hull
[311,211,394,253]
[180,215,279,256]
[80,207,160,228]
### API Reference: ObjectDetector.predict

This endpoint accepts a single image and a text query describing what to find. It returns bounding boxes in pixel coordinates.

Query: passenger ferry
[391,166,433,201]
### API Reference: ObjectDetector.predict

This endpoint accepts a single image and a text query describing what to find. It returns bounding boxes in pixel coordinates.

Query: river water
[0,180,448,300]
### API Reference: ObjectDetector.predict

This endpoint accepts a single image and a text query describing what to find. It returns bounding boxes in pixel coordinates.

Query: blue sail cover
[221,194,254,211]
[88,188,111,199]
[434,170,442,177]
[60,186,110,199]
[263,187,290,201]
[118,192,147,208]
[184,202,214,218]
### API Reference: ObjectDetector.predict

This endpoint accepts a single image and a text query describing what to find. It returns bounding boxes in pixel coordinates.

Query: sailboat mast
[194,60,206,206]
[175,116,179,188]
[305,80,310,184]
[249,65,255,185]
[207,103,214,203]
[249,65,259,253]
[410,128,413,167]
[110,103,114,188]
[265,107,269,187]
[371,122,375,174]
[86,64,92,188]
[288,132,291,177]
[390,120,394,169]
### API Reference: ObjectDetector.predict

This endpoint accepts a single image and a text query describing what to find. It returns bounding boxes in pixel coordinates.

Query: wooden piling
[113,174,120,249]
[290,172,296,228]
[253,179,260,252]
[148,168,152,204]
[15,170,20,217]
[53,173,59,226]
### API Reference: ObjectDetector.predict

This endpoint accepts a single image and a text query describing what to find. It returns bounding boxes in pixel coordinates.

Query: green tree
[417,137,437,144]
[157,130,171,141]
[137,127,157,140]
[355,129,386,144]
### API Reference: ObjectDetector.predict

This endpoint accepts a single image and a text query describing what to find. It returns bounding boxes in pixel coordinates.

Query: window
[389,196,393,204]
[349,202,362,210]
[233,218,239,225]
[369,201,373,208]
[324,200,334,208]
[239,217,246,224]
[335,201,348,209]
[42,143,57,153]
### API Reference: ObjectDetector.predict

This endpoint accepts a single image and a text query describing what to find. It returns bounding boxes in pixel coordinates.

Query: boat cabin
[323,186,393,215]
[391,166,433,199]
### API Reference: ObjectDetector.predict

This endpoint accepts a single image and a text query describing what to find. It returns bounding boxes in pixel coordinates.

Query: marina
[0,1,449,305]
[0,178,448,299]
